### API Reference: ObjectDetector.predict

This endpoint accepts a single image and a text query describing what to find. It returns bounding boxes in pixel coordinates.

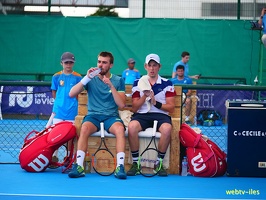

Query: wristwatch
[261,16,264,19]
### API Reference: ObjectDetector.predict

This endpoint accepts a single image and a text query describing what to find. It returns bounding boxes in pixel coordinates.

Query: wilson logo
[191,152,206,172]
[27,154,49,172]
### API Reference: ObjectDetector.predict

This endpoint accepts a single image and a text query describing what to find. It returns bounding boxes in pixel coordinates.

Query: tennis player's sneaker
[114,164,127,179]
[68,164,85,178]
[154,160,168,177]
[126,162,140,176]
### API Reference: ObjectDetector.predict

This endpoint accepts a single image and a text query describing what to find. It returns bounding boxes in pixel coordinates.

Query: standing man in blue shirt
[258,7,266,47]
[172,51,200,80]
[171,65,193,124]
[122,58,141,84]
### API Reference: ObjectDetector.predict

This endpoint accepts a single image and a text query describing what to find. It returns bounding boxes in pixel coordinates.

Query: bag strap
[49,134,78,173]
[23,128,49,146]
[209,142,226,160]
[24,124,55,144]
[61,136,77,173]
[24,130,39,143]
[193,134,202,147]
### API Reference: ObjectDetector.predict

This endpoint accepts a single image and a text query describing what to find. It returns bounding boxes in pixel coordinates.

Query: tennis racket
[45,112,55,128]
[138,120,160,177]
[138,75,152,111]
[48,144,68,169]
[182,92,187,107]
[91,122,116,176]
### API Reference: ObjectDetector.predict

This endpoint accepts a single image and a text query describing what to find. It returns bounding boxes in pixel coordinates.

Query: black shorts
[131,113,172,131]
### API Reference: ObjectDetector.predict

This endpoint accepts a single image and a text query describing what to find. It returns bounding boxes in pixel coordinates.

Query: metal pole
[253,0,256,20]
[259,31,264,86]
[48,0,51,15]
[142,0,145,18]
[237,0,240,20]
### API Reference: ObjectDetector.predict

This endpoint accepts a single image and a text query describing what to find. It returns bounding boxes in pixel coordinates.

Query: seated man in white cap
[127,53,176,176]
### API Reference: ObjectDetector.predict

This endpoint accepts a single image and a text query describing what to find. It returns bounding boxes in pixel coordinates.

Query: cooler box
[226,101,266,177]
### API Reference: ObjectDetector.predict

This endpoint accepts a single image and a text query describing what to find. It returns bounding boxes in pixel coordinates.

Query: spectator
[68,51,127,179]
[258,7,266,47]
[172,51,200,79]
[170,65,193,124]
[122,58,140,84]
[127,53,176,177]
[50,52,82,165]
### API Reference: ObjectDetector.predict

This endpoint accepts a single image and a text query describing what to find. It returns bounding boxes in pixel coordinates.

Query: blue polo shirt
[51,71,82,120]
[172,61,189,77]
[84,74,125,117]
[263,15,266,34]
[122,69,140,84]
[170,77,192,94]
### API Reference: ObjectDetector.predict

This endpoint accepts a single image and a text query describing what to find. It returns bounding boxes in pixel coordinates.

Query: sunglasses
[64,61,74,64]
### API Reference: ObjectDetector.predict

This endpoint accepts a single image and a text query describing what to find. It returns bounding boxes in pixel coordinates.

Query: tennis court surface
[0,164,265,200]
[0,119,265,199]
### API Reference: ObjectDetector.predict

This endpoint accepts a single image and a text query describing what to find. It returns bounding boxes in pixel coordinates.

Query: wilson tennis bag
[19,121,77,173]
[179,123,227,177]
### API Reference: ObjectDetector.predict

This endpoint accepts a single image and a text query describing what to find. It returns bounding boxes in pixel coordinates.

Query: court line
[0,193,234,200]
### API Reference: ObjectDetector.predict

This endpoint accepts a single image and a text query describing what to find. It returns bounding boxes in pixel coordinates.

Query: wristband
[80,76,91,85]
[154,101,162,109]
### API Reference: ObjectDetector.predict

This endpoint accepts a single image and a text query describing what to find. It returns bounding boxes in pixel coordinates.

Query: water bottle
[84,152,90,173]
[88,68,101,79]
[181,156,188,176]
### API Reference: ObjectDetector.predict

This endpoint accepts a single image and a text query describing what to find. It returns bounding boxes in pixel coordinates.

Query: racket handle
[152,120,158,136]
[45,113,55,128]
[100,122,104,138]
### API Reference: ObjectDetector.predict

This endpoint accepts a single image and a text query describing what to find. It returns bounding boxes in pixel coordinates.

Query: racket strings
[139,148,158,176]
[138,137,159,177]
[93,149,115,176]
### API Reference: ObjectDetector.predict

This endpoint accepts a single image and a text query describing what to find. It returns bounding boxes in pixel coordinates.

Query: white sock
[132,157,139,163]
[117,152,125,167]
[76,150,85,168]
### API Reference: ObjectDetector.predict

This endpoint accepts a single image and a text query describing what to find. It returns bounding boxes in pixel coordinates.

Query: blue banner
[1,86,265,119]
[1,86,53,115]
[196,90,259,119]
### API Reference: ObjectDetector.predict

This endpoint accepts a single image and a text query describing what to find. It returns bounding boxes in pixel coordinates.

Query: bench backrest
[77,85,182,118]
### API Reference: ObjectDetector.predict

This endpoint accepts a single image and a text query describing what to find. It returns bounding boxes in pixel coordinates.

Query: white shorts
[262,34,266,47]
[53,118,75,124]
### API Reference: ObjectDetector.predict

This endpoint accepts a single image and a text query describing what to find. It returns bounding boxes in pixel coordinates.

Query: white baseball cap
[145,54,160,64]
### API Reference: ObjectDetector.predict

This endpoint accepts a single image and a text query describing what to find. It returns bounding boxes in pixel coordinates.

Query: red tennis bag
[19,121,77,172]
[179,123,227,177]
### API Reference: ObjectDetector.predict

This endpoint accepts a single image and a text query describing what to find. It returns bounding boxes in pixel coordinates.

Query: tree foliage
[90,5,118,17]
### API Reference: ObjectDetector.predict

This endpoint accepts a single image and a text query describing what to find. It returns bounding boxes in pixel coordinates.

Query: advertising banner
[1,86,53,115]
[196,89,255,118]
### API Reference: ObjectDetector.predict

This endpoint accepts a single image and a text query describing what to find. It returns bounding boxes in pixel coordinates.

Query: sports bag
[179,123,227,177]
[197,109,223,126]
[19,121,77,173]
